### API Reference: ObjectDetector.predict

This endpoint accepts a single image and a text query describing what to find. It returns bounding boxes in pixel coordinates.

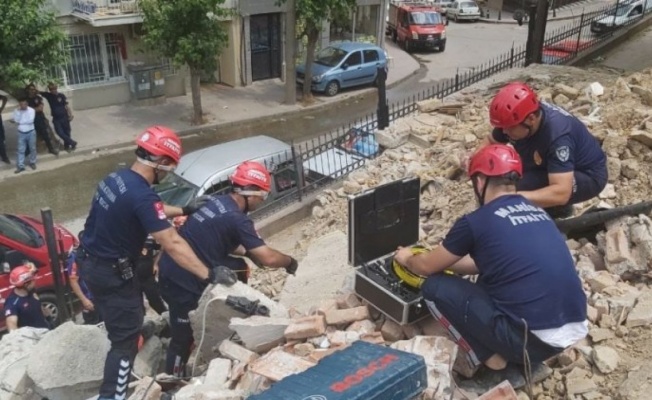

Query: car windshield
[153,173,199,207]
[315,47,348,67]
[608,5,633,16]
[0,214,41,248]
[461,2,478,8]
[409,11,442,25]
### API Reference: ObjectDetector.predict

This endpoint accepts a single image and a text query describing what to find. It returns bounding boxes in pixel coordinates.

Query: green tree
[0,0,67,94]
[140,0,229,124]
[279,0,356,101]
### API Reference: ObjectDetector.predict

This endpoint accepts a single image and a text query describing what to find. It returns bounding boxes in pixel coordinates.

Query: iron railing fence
[252,4,651,221]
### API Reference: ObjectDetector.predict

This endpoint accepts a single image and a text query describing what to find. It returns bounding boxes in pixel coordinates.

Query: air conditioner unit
[130,23,144,39]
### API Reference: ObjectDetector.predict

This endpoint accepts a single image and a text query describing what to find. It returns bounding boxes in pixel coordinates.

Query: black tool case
[348,177,429,325]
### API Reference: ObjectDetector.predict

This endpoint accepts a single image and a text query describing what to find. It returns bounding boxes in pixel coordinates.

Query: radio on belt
[348,176,428,326]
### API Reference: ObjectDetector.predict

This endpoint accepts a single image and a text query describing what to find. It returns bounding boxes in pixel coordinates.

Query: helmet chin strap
[137,157,175,184]
[472,176,491,206]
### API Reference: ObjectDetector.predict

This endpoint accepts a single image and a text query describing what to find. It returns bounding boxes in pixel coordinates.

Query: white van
[154,135,301,207]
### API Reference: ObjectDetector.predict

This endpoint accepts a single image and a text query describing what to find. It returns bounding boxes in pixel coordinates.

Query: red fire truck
[386,1,448,53]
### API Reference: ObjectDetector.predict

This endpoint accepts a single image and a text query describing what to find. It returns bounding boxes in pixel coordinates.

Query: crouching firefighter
[158,160,299,378]
[394,144,588,389]
[78,126,214,400]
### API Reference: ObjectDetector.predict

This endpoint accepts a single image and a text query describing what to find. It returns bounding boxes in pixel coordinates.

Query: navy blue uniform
[79,168,170,400]
[492,102,607,208]
[422,194,586,366]
[158,194,264,376]
[40,91,76,149]
[27,95,57,154]
[4,292,49,330]
[0,112,8,163]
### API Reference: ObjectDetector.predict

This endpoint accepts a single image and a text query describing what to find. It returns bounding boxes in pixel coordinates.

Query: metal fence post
[40,208,71,326]
[455,68,459,91]
[612,0,620,29]
[575,10,586,56]
[510,43,515,68]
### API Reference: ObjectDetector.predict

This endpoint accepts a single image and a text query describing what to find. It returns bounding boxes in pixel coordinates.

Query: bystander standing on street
[27,84,59,156]
[40,83,77,152]
[10,97,37,174]
[0,93,9,165]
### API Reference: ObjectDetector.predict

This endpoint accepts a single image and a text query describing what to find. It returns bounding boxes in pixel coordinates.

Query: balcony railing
[72,0,142,26]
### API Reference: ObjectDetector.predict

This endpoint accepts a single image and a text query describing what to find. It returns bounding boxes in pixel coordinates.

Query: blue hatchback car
[296,42,388,97]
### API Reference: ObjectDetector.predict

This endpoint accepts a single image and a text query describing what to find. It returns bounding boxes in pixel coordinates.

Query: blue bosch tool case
[249,340,427,400]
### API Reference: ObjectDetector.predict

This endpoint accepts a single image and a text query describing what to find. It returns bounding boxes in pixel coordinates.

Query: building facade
[51,0,387,110]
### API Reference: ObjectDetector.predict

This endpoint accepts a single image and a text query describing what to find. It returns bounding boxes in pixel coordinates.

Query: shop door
[250,13,281,81]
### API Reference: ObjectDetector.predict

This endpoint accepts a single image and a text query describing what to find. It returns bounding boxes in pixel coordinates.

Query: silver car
[446,0,481,22]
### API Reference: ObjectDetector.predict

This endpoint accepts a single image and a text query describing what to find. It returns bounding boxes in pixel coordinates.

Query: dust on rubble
[283,64,652,399]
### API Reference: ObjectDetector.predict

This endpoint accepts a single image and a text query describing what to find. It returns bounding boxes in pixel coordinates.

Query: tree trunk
[190,67,203,125]
[302,28,321,101]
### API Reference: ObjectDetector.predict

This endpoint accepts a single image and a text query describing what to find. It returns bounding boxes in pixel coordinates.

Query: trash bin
[128,63,155,100]
[150,68,166,98]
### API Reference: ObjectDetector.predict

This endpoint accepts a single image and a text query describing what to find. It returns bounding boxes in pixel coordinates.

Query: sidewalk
[0,43,420,178]
[479,0,614,24]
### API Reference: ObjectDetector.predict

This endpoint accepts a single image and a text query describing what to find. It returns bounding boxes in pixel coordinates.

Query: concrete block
[174,386,246,400]
[327,330,361,347]
[588,327,615,343]
[205,358,232,389]
[27,322,110,400]
[291,343,315,357]
[345,319,376,335]
[127,377,161,400]
[284,315,326,340]
[228,316,291,352]
[627,290,652,328]
[566,377,598,395]
[587,271,618,293]
[592,345,620,374]
[218,340,259,364]
[249,349,316,382]
[324,306,370,326]
[477,380,518,400]
[380,318,405,342]
[134,336,163,378]
[190,282,288,365]
[0,328,49,400]
[234,370,271,397]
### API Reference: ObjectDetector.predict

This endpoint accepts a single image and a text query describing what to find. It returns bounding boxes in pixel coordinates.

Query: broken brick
[249,349,316,382]
[477,380,518,400]
[324,306,370,326]
[284,315,326,340]
[336,293,362,309]
[218,340,259,364]
[360,332,385,345]
[380,318,405,342]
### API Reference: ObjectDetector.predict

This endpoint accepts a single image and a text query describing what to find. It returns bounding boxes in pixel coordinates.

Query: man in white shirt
[11,97,37,174]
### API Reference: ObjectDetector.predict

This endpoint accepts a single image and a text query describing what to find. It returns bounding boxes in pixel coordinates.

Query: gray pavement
[479,0,614,23]
[0,44,419,179]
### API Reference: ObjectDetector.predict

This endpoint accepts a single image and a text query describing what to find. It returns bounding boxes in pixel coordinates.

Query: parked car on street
[154,135,301,208]
[446,1,481,22]
[430,0,455,15]
[0,214,78,331]
[386,1,447,53]
[303,127,383,183]
[296,42,388,97]
[541,39,597,64]
[591,0,649,34]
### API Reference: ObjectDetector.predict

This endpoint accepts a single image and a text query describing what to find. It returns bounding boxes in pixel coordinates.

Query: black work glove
[205,266,237,286]
[285,257,298,276]
[182,195,211,216]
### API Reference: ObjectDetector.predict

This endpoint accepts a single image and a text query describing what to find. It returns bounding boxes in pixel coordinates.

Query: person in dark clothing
[40,83,77,152]
[0,93,9,164]
[4,263,51,331]
[395,144,587,389]
[136,239,168,315]
[26,84,59,156]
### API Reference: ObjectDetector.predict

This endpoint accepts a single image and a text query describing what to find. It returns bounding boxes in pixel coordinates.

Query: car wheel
[325,81,340,97]
[39,292,61,327]
[404,39,412,53]
[439,43,446,52]
[392,31,397,43]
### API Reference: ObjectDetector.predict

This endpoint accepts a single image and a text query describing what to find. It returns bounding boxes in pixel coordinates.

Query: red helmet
[10,264,36,288]
[230,161,271,192]
[468,144,523,178]
[135,126,182,164]
[489,82,540,129]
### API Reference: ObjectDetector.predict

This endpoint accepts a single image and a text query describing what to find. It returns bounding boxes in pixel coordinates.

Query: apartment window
[55,33,125,87]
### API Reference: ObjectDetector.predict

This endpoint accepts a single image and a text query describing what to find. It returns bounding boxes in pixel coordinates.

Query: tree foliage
[0,0,67,94]
[140,0,230,124]
[280,0,357,100]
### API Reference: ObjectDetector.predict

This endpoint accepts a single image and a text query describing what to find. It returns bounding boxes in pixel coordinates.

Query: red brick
[380,318,405,342]
[336,293,362,309]
[360,331,385,345]
[308,346,348,363]
[325,306,370,326]
[477,380,518,400]
[284,315,326,340]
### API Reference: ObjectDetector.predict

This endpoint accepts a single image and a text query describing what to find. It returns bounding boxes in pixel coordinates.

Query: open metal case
[348,177,429,325]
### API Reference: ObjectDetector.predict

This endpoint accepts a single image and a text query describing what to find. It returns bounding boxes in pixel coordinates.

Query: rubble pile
[298,65,652,248]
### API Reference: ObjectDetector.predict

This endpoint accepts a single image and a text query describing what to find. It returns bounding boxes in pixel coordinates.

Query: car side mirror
[342,64,349,70]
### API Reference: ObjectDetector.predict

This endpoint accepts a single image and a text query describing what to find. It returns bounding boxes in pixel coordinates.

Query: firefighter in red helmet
[157,160,299,378]
[481,82,607,218]
[395,144,587,390]
[77,126,214,400]
[4,263,50,331]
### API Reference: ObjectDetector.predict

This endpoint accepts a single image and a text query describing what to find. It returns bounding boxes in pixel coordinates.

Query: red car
[0,214,78,331]
[542,39,598,65]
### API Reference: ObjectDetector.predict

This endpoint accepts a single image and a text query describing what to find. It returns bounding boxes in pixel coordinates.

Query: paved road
[593,24,652,71]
